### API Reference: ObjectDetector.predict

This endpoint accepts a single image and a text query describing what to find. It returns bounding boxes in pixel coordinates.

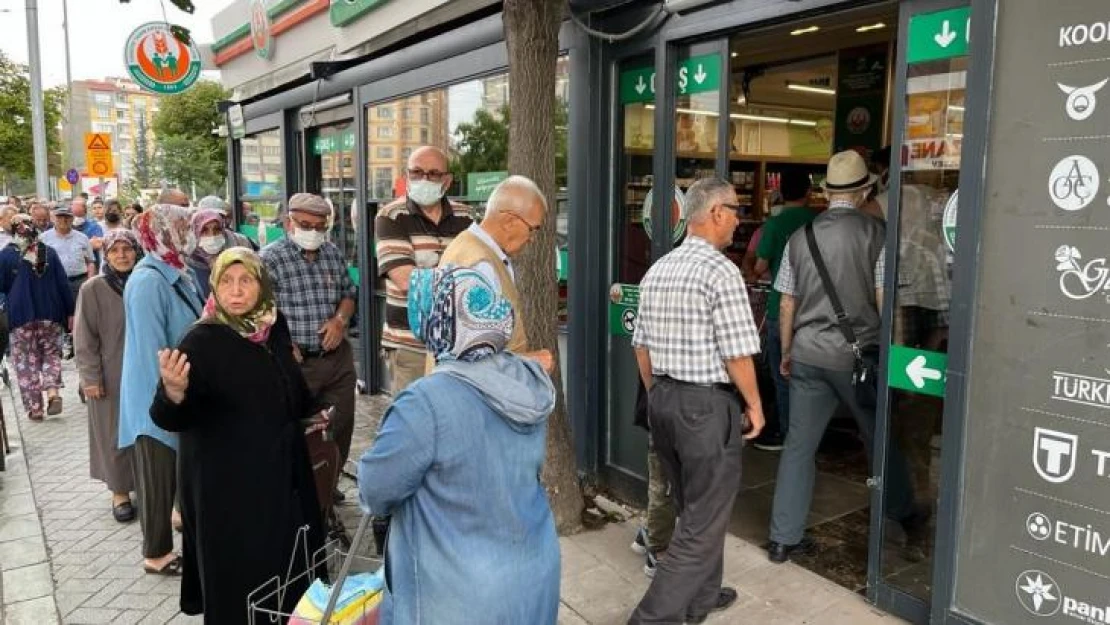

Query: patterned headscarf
[200,247,278,344]
[101,229,142,295]
[10,215,46,275]
[408,265,514,363]
[132,204,194,270]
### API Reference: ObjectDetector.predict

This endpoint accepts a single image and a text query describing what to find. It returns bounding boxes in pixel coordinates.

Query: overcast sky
[0,0,223,88]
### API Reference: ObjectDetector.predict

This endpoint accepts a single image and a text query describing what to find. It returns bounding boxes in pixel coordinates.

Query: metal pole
[62,0,74,179]
[25,0,50,199]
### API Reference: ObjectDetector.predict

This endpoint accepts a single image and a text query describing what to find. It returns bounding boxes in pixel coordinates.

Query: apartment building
[66,77,160,183]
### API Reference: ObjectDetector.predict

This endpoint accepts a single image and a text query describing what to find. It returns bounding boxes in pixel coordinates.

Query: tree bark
[503,0,583,534]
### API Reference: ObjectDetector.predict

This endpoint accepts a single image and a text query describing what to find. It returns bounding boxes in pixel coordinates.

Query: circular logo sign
[643,185,687,243]
[65,169,80,185]
[847,106,872,135]
[621,308,638,334]
[250,0,273,60]
[1015,570,1061,616]
[942,189,958,252]
[1026,512,1051,541]
[124,22,202,95]
[1048,154,1099,212]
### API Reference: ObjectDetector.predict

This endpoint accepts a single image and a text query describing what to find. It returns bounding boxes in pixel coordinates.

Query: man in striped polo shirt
[375,146,472,393]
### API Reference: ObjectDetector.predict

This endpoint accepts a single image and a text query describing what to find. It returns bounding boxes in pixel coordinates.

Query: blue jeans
[766,321,790,437]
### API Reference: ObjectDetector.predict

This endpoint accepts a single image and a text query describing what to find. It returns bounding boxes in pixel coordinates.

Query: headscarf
[408,265,514,363]
[10,215,46,276]
[189,209,227,263]
[101,229,142,296]
[132,204,194,271]
[200,247,278,344]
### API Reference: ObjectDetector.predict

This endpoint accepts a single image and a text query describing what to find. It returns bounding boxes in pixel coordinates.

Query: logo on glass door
[1033,427,1078,484]
[1058,79,1108,121]
[1049,155,1099,211]
[1016,570,1062,616]
[1054,246,1110,301]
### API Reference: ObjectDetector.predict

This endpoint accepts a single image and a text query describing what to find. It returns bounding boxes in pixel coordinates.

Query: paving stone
[0,536,48,571]
[81,577,139,609]
[106,592,171,612]
[64,606,122,624]
[1,562,55,603]
[0,513,42,543]
[3,595,61,625]
[0,492,37,517]
[55,591,93,617]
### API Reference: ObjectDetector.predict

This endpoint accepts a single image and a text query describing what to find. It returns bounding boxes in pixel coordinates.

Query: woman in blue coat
[358,265,561,625]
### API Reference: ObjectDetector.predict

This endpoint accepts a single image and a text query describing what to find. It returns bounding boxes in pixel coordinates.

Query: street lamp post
[24,0,50,199]
[62,0,74,182]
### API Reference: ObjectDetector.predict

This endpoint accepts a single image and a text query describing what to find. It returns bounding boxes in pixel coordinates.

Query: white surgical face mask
[199,234,225,255]
[407,179,445,207]
[292,228,326,251]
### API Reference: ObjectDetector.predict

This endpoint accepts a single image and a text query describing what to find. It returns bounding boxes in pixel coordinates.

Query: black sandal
[112,501,135,523]
[144,555,183,576]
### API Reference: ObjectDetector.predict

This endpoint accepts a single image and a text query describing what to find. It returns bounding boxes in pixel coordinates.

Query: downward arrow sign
[905,355,943,389]
[693,64,707,84]
[934,20,957,47]
[635,76,646,95]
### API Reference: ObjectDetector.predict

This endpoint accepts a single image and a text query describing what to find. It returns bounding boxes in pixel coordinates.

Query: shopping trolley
[247,514,383,625]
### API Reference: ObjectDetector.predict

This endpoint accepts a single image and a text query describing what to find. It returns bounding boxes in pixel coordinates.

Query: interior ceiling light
[787,83,836,95]
[647,105,813,126]
[856,23,886,33]
[948,104,965,111]
[790,25,820,36]
[731,52,738,58]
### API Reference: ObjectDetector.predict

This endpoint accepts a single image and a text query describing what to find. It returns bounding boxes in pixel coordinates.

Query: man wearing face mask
[101,199,125,232]
[262,193,358,489]
[374,146,471,393]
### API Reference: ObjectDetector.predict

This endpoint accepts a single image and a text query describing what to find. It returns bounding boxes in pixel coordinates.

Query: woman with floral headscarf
[185,209,231,299]
[0,215,75,421]
[358,265,560,625]
[151,248,326,623]
[118,204,204,577]
[74,229,142,523]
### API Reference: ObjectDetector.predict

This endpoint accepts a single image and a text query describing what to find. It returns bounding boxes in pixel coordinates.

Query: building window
[373,167,394,199]
[96,105,112,119]
[420,108,429,124]
[377,107,394,119]
[401,147,413,161]
[342,157,353,169]
[401,127,414,141]
[402,107,413,121]
[93,93,111,104]
[375,146,393,160]
[420,128,429,143]
[377,126,394,139]
[116,110,126,120]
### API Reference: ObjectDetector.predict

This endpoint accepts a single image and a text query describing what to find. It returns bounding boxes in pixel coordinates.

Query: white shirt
[466,222,515,288]
[40,228,94,277]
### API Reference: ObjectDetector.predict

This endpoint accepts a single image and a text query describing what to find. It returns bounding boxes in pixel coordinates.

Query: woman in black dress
[151,247,327,624]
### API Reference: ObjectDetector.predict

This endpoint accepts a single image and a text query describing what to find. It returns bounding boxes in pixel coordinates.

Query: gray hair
[486,175,549,216]
[196,195,229,212]
[685,177,735,223]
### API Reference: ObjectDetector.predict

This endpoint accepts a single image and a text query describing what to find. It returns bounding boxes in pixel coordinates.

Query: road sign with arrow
[907,6,970,63]
[888,345,948,397]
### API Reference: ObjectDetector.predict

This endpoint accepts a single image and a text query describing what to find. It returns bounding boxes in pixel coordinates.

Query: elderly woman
[359,265,560,625]
[74,230,141,523]
[118,205,204,576]
[0,216,75,420]
[186,209,231,298]
[151,248,325,623]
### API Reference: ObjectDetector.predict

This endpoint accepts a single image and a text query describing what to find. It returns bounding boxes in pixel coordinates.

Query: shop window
[238,129,284,236]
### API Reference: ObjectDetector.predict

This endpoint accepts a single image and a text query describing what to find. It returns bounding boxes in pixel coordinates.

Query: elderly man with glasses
[374,146,472,394]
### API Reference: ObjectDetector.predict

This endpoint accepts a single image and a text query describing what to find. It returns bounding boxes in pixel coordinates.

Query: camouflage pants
[646,438,676,552]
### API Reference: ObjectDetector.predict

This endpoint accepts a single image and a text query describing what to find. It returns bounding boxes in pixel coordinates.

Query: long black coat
[150,314,324,624]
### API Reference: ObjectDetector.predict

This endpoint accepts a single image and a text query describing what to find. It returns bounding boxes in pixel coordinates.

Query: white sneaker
[631,526,649,555]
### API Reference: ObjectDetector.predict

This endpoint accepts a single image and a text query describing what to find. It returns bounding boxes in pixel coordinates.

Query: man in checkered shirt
[628,178,764,625]
[262,193,358,487]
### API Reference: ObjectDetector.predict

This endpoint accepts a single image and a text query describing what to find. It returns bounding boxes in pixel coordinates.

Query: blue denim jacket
[117,256,204,451]
[359,353,560,625]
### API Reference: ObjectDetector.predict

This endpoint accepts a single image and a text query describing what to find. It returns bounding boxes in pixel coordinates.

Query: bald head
[406,146,450,171]
[158,188,190,207]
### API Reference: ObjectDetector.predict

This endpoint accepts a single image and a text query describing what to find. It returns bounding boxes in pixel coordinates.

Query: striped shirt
[374,197,472,350]
[632,236,761,385]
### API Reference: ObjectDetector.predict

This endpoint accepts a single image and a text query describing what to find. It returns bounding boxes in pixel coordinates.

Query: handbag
[803,223,880,409]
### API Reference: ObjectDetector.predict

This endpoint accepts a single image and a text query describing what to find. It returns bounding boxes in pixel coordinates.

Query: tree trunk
[503,0,583,534]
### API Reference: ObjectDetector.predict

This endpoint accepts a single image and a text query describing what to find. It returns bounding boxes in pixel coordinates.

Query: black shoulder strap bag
[803,222,880,410]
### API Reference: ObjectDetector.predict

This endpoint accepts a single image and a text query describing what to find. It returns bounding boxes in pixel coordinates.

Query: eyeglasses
[406,168,448,182]
[290,217,329,233]
[508,212,542,235]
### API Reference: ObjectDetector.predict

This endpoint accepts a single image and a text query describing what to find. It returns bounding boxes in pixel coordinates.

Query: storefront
[214,0,1108,622]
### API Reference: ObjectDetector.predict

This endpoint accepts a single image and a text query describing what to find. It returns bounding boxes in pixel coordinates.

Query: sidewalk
[1,361,906,624]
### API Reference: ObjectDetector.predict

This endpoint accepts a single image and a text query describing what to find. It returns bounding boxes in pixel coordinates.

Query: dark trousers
[769,361,916,545]
[133,435,176,558]
[765,322,790,437]
[629,378,744,624]
[301,339,357,467]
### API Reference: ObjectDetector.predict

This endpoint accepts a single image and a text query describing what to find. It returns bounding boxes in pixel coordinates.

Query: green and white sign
[619,54,722,104]
[313,131,355,155]
[608,283,640,337]
[907,6,971,64]
[888,345,948,397]
[330,0,391,27]
[943,189,958,252]
[228,104,246,140]
[468,171,509,202]
[124,22,202,94]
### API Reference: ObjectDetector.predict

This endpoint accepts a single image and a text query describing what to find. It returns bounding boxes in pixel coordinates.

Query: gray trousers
[769,361,916,545]
[629,378,744,625]
[133,435,176,558]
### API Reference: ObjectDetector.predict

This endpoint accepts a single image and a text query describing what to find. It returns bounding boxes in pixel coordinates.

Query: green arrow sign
[608,283,640,336]
[888,345,948,397]
[619,54,721,104]
[907,6,970,64]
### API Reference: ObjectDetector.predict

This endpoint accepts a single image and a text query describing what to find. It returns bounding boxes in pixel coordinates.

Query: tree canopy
[0,51,64,193]
[152,80,229,196]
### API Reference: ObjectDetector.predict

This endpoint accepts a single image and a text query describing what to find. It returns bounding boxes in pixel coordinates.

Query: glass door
[871,0,969,620]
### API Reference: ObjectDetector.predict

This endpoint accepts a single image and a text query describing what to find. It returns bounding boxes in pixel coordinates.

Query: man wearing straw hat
[766,150,927,564]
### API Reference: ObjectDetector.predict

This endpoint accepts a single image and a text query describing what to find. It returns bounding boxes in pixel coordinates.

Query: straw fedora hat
[822,150,878,193]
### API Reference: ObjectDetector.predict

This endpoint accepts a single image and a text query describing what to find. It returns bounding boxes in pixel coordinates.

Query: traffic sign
[84,133,114,177]
[907,7,970,63]
[888,345,948,397]
[619,53,722,104]
[65,168,80,185]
